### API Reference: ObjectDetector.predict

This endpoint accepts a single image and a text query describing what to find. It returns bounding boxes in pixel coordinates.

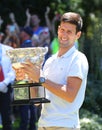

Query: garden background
[0,0,102,129]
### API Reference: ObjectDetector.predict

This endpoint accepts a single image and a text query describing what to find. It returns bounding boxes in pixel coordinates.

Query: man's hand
[12,63,25,81]
[9,12,15,23]
[45,6,50,15]
[21,60,40,83]
[26,8,31,19]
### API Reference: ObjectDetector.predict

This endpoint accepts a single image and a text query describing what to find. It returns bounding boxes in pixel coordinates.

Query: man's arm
[42,76,82,103]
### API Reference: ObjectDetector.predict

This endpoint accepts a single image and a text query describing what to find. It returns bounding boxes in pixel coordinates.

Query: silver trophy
[6,47,50,105]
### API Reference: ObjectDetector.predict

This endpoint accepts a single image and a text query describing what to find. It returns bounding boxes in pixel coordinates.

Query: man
[25,9,44,36]
[16,12,89,130]
[20,26,33,48]
[0,43,15,130]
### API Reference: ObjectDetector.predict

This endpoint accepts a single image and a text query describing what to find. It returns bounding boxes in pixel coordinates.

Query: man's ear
[76,31,82,40]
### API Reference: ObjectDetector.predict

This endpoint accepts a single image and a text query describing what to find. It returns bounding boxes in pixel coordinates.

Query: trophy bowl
[6,47,48,82]
[6,46,48,66]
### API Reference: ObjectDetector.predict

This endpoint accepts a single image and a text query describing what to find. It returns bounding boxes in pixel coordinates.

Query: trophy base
[11,98,50,106]
[12,82,50,106]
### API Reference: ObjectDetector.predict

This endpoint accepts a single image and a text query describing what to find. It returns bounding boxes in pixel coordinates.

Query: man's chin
[59,43,69,48]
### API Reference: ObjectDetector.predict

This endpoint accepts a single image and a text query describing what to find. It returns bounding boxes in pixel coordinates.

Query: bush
[82,80,102,116]
[80,109,102,130]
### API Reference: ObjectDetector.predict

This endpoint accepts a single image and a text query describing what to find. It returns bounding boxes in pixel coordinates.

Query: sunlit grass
[0,125,2,128]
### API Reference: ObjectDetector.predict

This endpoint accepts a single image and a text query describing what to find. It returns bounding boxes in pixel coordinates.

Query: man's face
[20,31,30,42]
[30,15,40,27]
[58,22,81,49]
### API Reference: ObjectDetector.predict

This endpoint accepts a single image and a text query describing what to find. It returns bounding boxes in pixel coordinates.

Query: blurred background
[0,0,102,129]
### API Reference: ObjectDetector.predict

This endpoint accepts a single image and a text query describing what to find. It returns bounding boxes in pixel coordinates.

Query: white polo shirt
[38,46,89,128]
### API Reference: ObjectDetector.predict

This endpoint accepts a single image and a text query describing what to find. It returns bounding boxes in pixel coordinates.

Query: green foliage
[88,17,102,80]
[50,1,66,15]
[69,0,85,15]
[82,80,102,117]
[80,109,102,130]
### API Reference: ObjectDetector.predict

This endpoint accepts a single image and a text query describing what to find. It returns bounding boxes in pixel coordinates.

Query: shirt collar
[56,46,77,58]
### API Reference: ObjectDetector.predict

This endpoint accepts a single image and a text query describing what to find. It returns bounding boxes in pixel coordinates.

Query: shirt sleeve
[2,56,16,85]
[68,54,89,80]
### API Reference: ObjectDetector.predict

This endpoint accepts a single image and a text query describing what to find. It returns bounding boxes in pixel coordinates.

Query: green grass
[0,116,38,130]
[0,116,20,130]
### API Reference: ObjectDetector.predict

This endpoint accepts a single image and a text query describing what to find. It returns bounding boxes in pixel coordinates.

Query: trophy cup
[6,47,50,105]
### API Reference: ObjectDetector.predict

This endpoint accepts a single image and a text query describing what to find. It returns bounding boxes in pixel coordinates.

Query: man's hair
[61,12,83,32]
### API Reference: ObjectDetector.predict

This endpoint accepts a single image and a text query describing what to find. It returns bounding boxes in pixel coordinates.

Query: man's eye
[67,31,72,34]
[60,28,64,32]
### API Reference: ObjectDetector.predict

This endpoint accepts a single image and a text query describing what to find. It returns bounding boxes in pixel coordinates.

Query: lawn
[0,116,20,130]
[0,116,38,130]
